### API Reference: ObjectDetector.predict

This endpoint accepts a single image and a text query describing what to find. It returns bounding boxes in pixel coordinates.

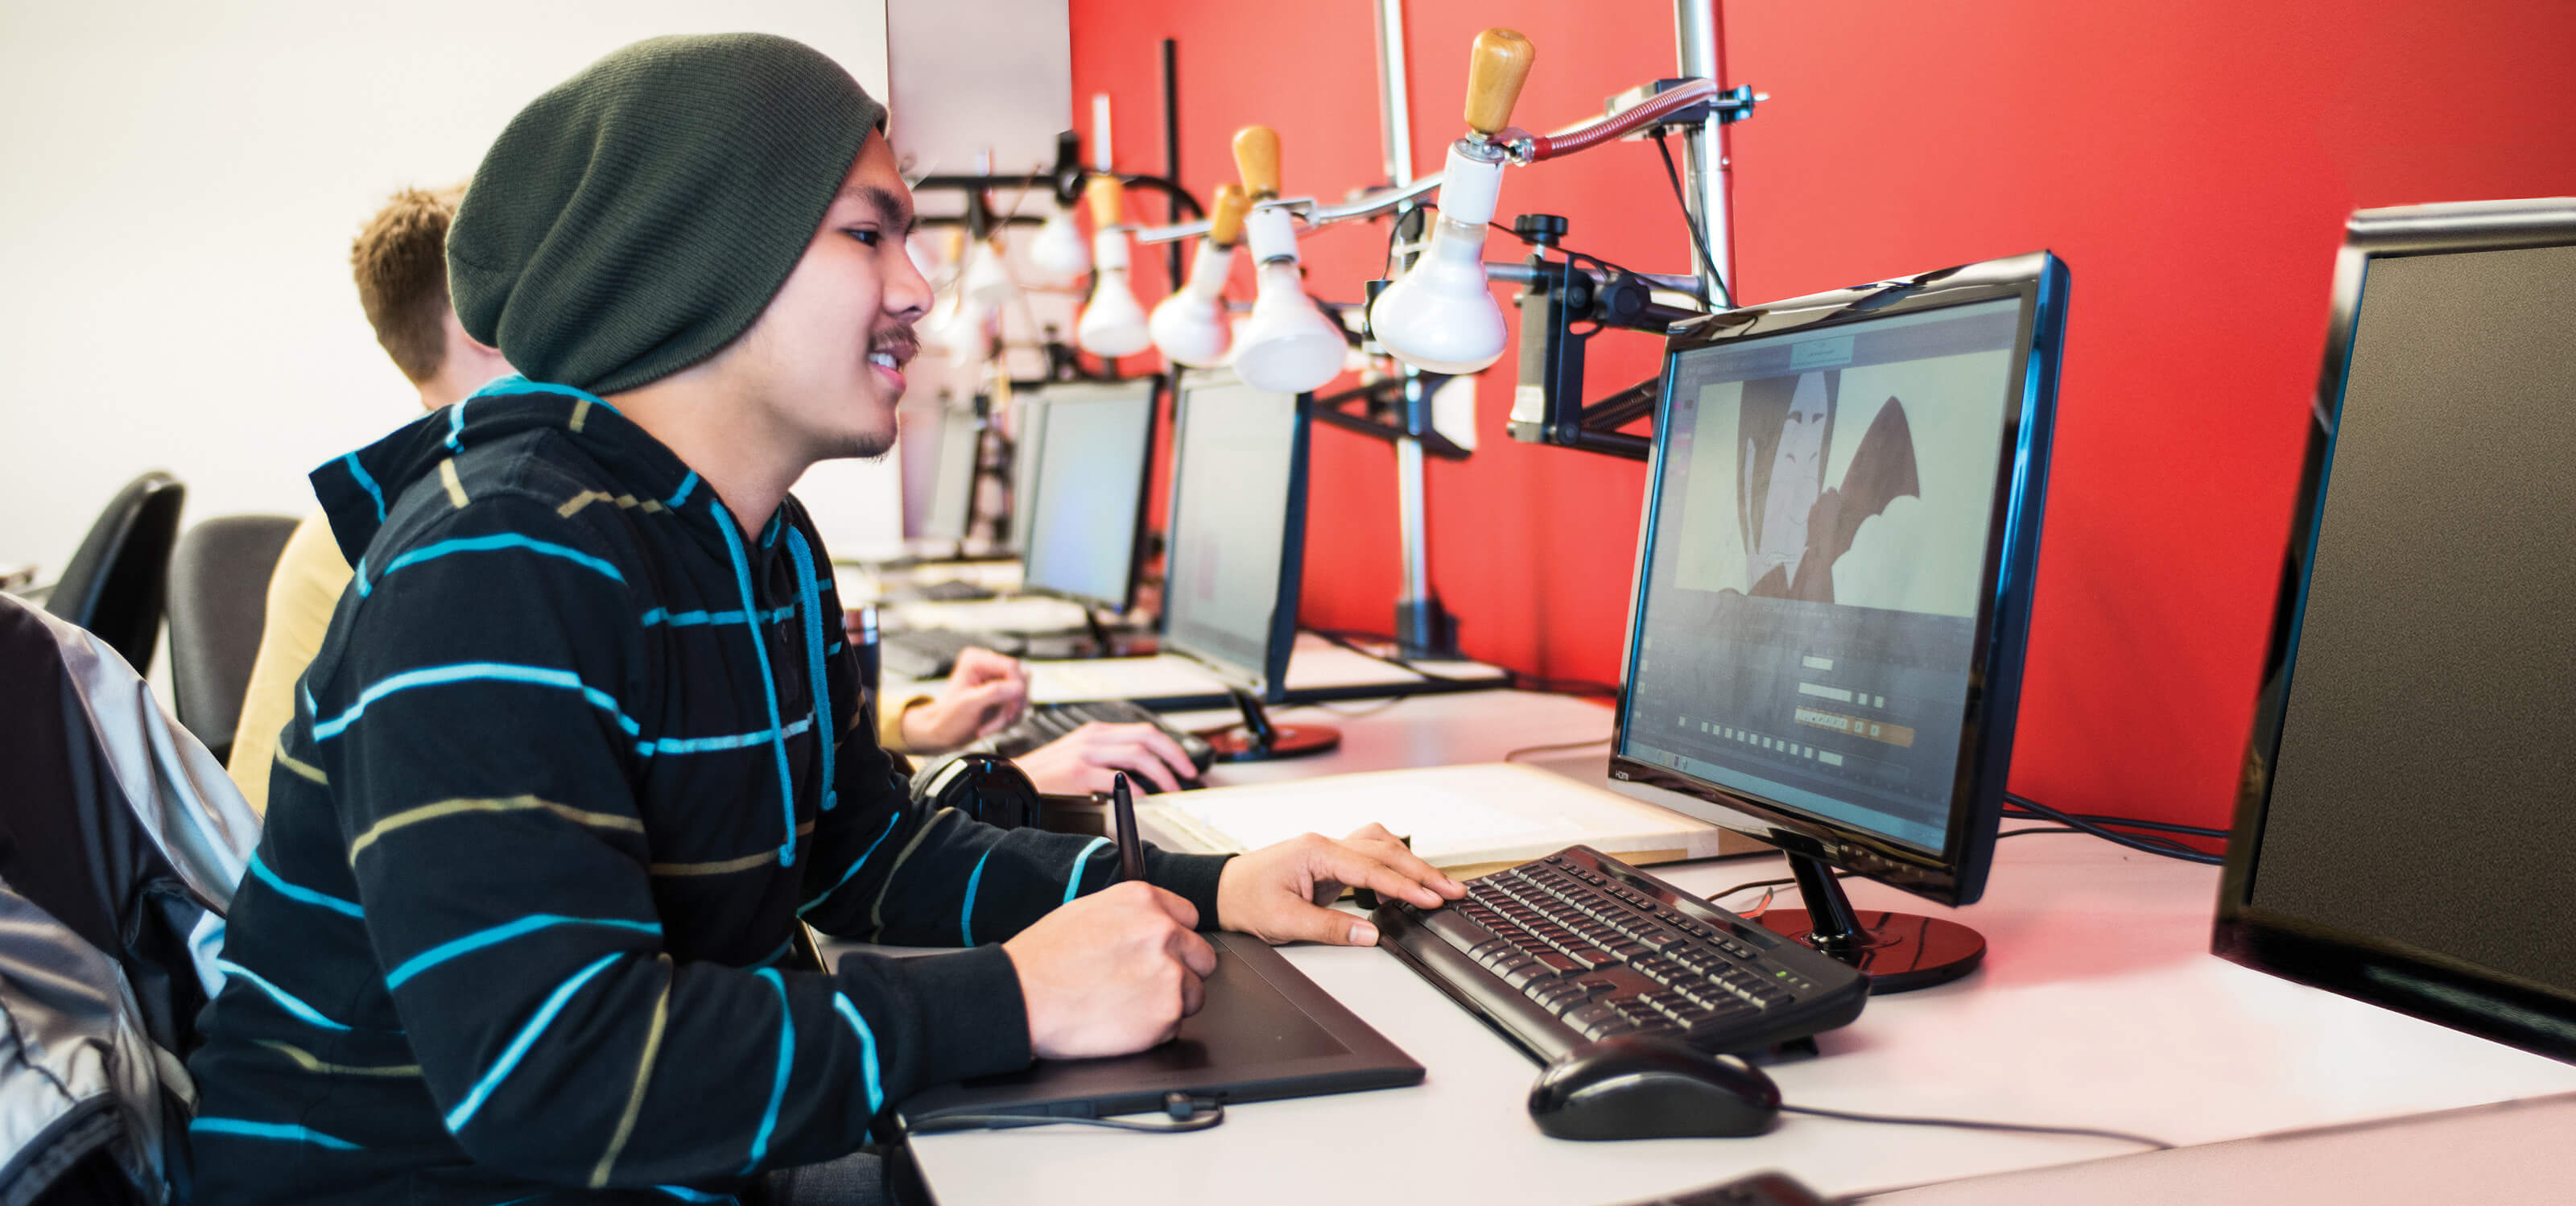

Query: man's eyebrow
[844,185,919,237]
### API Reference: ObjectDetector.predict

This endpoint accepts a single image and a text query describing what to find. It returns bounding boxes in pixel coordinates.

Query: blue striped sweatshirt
[186,380,1231,1204]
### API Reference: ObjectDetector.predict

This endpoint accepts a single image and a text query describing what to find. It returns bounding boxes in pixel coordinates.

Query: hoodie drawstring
[712,500,800,866]
[785,528,836,812]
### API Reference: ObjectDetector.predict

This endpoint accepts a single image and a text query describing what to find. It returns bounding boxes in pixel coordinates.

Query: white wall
[0,0,892,581]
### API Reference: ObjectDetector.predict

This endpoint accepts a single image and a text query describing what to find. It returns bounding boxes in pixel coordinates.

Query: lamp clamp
[1604,79,1765,135]
[1503,215,1697,461]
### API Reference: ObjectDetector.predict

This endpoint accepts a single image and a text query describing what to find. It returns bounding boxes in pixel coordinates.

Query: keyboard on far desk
[899,579,999,603]
[990,699,1215,786]
[880,629,1021,681]
[1372,846,1868,1062]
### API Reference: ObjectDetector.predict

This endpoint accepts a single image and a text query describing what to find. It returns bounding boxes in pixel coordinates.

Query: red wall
[1067,1,2576,829]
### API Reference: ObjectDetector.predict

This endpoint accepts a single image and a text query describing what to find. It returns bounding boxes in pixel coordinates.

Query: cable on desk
[2003,795,2225,865]
[1707,828,2082,905]
[1779,1104,2172,1150]
[2003,799,2227,839]
[1310,629,1623,701]
[1501,737,1613,762]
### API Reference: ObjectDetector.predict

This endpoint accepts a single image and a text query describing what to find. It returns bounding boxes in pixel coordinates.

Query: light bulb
[1368,143,1509,374]
[1231,204,1344,394]
[1149,237,1236,366]
[925,293,993,368]
[1076,229,1152,358]
[1026,199,1092,281]
[959,237,1015,307]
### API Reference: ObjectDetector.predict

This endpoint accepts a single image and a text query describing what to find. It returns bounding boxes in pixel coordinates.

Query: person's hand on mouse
[898,646,1028,749]
[1004,881,1217,1058]
[1216,822,1465,947]
[1013,722,1199,795]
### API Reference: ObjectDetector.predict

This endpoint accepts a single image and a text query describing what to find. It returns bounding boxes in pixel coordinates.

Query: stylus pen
[1111,771,1145,883]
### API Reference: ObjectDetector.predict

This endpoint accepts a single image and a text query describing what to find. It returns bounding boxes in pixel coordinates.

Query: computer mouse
[1527,1037,1781,1141]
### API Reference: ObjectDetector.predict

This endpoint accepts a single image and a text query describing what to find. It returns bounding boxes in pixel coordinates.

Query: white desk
[905,691,2576,1204]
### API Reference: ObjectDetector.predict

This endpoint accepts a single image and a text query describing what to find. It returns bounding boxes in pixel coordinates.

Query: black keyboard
[1372,846,1868,1062]
[990,699,1214,787]
[880,629,1021,681]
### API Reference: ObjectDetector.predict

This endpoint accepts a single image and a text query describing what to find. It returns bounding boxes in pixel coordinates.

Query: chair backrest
[167,515,300,762]
[44,471,186,675]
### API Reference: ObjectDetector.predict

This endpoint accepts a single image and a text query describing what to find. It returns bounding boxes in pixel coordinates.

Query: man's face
[721,134,930,461]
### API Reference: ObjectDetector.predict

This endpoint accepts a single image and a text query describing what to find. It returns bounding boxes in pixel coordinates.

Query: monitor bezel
[917,405,984,543]
[2210,197,2576,1064]
[1006,391,1054,556]
[1018,377,1163,615]
[1604,250,2070,908]
[1159,369,1311,703]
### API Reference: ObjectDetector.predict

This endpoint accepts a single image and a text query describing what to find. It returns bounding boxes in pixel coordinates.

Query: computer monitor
[2213,198,2576,1062]
[918,405,982,546]
[1020,378,1158,613]
[1005,392,1053,555]
[1161,371,1336,760]
[1606,250,2070,992]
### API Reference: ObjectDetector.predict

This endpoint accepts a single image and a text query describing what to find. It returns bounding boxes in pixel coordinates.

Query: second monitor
[1020,378,1158,615]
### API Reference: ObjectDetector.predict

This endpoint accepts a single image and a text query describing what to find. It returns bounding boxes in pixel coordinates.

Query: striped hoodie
[186,378,1230,1205]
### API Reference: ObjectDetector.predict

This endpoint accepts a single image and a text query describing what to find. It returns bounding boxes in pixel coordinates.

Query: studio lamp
[1368,28,1535,375]
[1075,176,1153,358]
[1026,192,1092,282]
[1229,126,1347,395]
[1149,183,1249,367]
[957,232,1017,309]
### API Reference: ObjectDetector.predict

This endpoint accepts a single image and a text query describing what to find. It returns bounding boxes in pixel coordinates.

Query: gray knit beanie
[447,33,887,395]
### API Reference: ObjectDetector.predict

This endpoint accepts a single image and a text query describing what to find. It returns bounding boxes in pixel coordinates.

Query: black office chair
[39,471,186,675]
[167,514,300,763]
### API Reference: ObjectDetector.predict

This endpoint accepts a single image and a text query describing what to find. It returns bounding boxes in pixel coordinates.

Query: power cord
[1706,826,2087,905]
[1779,1103,2172,1149]
[906,1092,1224,1135]
[1651,130,1736,310]
[2004,795,2225,865]
[1501,737,1614,763]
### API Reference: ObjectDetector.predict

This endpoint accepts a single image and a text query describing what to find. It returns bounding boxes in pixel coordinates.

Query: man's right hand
[1013,722,1200,794]
[1002,881,1216,1059]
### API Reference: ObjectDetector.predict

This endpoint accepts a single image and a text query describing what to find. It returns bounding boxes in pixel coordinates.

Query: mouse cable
[1779,1103,2173,1150]
[906,1094,1225,1136]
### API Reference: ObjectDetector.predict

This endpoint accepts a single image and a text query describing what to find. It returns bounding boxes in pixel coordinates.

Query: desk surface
[906,691,2576,1204]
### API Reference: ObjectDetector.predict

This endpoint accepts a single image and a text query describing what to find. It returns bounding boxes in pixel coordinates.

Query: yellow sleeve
[223,510,353,816]
[876,692,935,752]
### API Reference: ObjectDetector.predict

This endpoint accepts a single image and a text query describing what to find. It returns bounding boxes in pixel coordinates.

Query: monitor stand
[1203,688,1340,762]
[1751,853,1986,993]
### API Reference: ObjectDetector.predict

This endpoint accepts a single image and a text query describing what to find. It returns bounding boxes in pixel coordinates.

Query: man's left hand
[1215,823,1465,946]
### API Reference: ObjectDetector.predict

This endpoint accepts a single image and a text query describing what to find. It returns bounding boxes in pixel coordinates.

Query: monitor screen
[919,407,981,543]
[1163,379,1303,688]
[1022,381,1156,610]
[1616,297,2025,853]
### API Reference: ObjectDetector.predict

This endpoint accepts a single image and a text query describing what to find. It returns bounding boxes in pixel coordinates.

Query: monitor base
[1205,725,1342,762]
[1752,853,1987,993]
[1206,687,1341,762]
[1752,908,1986,993]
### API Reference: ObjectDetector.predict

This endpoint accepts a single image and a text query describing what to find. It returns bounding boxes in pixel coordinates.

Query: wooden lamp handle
[1232,126,1282,200]
[1086,175,1124,229]
[1463,28,1536,136]
[1208,183,1249,246]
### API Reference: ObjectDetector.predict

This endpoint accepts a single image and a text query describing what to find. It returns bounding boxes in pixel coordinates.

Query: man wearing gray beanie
[188,33,1461,1206]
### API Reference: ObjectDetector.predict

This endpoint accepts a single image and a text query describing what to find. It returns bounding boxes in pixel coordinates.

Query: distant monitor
[1161,372,1335,761]
[2213,198,2576,1063]
[1006,393,1054,555]
[1020,379,1158,613]
[1608,251,2070,991]
[919,406,982,545]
